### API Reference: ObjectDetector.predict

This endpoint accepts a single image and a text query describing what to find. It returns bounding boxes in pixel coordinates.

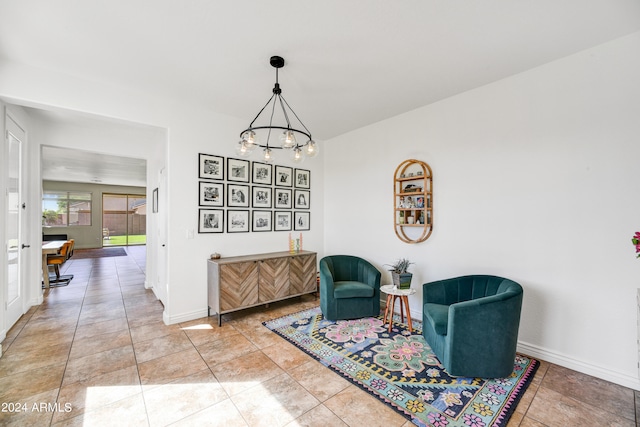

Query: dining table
[42,240,67,288]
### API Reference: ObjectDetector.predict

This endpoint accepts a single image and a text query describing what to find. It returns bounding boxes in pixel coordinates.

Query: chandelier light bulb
[236,140,255,157]
[305,140,319,158]
[263,147,274,163]
[280,130,297,149]
[292,147,304,163]
[241,130,258,147]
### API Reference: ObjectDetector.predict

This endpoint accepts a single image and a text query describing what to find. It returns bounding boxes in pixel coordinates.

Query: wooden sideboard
[207,250,317,325]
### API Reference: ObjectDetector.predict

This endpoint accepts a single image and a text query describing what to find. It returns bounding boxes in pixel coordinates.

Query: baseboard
[517,340,640,391]
[391,301,640,390]
[162,308,209,326]
[406,304,640,390]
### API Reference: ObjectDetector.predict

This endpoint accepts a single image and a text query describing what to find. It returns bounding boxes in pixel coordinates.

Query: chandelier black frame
[237,56,318,162]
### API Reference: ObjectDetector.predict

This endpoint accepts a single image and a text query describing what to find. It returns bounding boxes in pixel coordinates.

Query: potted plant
[386,258,414,289]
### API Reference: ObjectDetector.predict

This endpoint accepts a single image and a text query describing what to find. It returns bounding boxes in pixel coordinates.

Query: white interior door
[5,115,25,328]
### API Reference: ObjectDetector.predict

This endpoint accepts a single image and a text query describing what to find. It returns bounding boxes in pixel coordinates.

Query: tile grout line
[49,257,92,426]
[114,252,153,427]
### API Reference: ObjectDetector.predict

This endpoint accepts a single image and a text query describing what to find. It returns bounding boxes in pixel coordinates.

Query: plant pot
[392,272,412,289]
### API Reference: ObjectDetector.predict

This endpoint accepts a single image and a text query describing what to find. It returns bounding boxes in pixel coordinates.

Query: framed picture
[252,210,272,232]
[252,162,273,185]
[274,211,292,231]
[199,181,224,207]
[294,189,310,209]
[227,184,249,208]
[275,165,293,187]
[274,188,292,209]
[294,211,310,231]
[199,154,224,180]
[294,168,310,189]
[227,158,250,182]
[152,188,158,213]
[227,210,249,233]
[198,209,224,233]
[252,186,272,209]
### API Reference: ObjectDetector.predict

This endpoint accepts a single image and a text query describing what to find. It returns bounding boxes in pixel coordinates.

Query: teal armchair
[320,255,381,321]
[422,275,523,378]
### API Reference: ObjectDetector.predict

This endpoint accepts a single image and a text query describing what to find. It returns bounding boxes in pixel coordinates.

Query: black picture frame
[275,165,293,187]
[252,186,272,209]
[274,188,292,209]
[252,210,272,232]
[199,153,224,180]
[294,211,310,231]
[252,162,273,185]
[198,209,224,233]
[227,184,250,208]
[294,168,310,189]
[274,211,292,231]
[199,181,224,207]
[227,210,250,233]
[227,158,250,182]
[294,189,310,209]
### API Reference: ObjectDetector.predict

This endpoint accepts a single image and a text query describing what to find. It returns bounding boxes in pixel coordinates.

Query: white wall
[0,60,325,327]
[323,32,640,389]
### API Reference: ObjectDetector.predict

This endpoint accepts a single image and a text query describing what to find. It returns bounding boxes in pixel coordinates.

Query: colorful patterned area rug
[263,306,538,427]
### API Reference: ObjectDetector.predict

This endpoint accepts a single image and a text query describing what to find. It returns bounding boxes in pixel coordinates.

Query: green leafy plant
[385,258,413,274]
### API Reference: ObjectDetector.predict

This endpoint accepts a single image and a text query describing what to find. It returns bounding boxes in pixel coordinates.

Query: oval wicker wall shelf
[393,159,433,244]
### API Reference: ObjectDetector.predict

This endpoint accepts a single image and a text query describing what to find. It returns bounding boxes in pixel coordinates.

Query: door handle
[21,244,31,249]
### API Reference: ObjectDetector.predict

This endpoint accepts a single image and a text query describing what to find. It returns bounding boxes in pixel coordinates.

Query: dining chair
[46,241,71,280]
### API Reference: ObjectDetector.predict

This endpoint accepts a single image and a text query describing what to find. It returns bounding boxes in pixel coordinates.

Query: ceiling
[2,1,640,184]
[41,146,147,188]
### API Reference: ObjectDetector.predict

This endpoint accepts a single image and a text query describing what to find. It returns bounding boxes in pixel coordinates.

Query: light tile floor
[0,246,637,426]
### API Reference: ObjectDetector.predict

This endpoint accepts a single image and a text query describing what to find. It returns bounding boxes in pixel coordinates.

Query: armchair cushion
[424,303,449,335]
[334,281,376,299]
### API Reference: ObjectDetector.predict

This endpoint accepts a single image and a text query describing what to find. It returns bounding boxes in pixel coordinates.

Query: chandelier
[236,56,318,163]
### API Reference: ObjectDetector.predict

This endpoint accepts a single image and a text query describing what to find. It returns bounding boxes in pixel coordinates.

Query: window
[42,191,92,226]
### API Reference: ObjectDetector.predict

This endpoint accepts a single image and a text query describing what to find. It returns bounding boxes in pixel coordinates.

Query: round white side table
[380,284,416,333]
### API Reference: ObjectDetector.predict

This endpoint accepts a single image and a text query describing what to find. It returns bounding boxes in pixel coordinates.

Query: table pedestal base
[383,294,413,333]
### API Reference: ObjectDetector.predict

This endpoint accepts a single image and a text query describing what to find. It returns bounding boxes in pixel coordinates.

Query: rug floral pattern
[264,307,538,427]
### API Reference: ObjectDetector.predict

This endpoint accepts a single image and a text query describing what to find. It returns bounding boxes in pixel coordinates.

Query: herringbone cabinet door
[259,258,290,302]
[219,261,259,311]
[290,254,316,294]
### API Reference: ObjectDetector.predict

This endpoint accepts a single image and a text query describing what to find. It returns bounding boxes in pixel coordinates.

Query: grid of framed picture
[198,153,310,233]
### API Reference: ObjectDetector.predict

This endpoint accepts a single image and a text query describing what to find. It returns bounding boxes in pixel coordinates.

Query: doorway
[102,194,147,246]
